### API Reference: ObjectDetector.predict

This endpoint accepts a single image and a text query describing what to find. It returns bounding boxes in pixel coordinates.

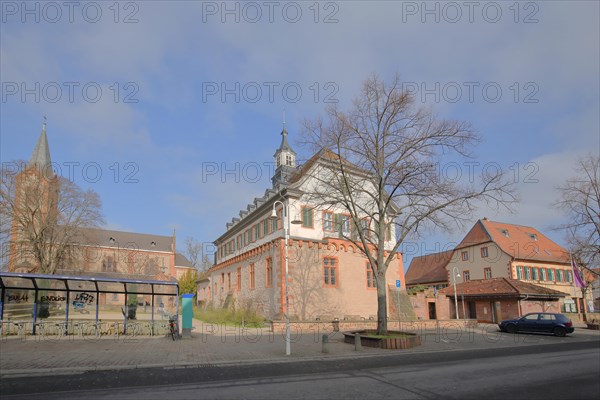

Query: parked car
[499,312,574,337]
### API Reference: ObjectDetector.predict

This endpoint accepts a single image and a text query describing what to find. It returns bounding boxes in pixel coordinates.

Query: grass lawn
[193,305,266,328]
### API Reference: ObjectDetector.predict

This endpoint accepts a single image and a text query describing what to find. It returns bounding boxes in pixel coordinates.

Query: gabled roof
[456,219,569,264]
[72,227,174,253]
[438,277,567,298]
[405,250,453,285]
[175,253,194,268]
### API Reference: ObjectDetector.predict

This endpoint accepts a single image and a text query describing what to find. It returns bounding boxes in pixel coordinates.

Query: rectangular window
[266,258,273,288]
[236,267,242,291]
[334,214,351,237]
[525,267,531,280]
[547,268,554,281]
[540,268,546,281]
[461,251,469,261]
[263,219,270,236]
[323,257,337,287]
[484,267,492,280]
[254,224,260,241]
[301,207,314,228]
[533,267,539,280]
[566,271,572,283]
[237,235,242,250]
[249,263,255,290]
[244,230,249,246]
[366,263,376,288]
[227,272,231,291]
[341,215,351,236]
[556,270,563,282]
[385,223,391,241]
[271,215,278,232]
[516,266,523,280]
[361,218,370,239]
[463,270,470,281]
[277,209,283,230]
[323,212,334,232]
[481,247,489,258]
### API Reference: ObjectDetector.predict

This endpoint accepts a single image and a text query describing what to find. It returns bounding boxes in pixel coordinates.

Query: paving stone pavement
[1,319,598,378]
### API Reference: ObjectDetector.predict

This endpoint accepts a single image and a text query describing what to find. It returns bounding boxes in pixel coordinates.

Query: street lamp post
[452,267,461,320]
[270,200,300,356]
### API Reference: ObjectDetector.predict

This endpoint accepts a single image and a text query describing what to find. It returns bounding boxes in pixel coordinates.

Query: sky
[1,0,599,269]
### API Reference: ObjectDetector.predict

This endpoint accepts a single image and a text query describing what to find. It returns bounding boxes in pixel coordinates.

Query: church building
[6,120,195,282]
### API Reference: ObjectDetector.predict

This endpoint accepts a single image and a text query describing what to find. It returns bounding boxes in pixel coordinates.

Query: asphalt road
[2,341,599,399]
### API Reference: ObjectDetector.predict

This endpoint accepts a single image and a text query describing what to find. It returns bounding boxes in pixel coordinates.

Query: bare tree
[555,155,600,268]
[184,236,213,274]
[301,74,516,334]
[0,162,104,274]
[184,236,202,269]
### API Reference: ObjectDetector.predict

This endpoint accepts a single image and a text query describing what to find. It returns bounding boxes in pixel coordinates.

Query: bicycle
[168,315,178,340]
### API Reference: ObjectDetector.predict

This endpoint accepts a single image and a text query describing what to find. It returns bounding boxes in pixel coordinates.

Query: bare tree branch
[300,74,517,334]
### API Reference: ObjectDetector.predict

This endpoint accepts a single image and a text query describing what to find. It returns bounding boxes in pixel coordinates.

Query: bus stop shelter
[0,272,179,337]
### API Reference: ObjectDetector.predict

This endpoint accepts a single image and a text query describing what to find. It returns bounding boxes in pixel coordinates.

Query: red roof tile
[406,250,453,285]
[456,219,569,264]
[438,277,567,298]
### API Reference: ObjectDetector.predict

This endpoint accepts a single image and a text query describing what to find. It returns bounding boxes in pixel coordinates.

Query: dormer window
[151,241,156,247]
[501,229,509,238]
[109,237,116,244]
[529,234,537,241]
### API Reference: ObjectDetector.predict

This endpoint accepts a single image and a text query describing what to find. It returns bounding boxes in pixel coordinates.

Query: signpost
[396,280,401,331]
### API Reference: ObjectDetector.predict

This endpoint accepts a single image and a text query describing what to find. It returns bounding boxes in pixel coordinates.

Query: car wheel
[553,327,567,337]
[506,324,518,334]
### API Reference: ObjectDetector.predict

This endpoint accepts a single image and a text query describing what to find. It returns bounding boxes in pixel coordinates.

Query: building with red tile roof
[405,218,590,321]
[437,277,567,322]
[405,250,453,289]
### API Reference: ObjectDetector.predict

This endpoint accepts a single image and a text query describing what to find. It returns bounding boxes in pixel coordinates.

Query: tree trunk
[376,270,388,335]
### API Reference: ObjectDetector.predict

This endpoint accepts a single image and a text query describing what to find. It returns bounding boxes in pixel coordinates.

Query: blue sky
[1,1,599,268]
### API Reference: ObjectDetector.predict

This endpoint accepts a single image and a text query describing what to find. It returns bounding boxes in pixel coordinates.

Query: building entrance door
[468,302,477,319]
[428,302,436,319]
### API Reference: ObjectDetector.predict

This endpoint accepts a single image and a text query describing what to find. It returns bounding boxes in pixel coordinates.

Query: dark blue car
[499,312,574,337]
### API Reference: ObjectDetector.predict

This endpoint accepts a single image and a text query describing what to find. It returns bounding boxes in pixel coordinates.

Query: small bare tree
[555,155,600,268]
[184,236,203,271]
[301,74,516,334]
[0,162,104,274]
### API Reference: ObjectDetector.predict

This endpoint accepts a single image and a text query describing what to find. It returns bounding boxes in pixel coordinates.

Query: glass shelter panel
[66,280,97,292]
[96,281,126,294]
[1,277,35,289]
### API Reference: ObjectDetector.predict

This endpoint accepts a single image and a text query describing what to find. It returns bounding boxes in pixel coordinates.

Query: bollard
[322,334,329,353]
[354,333,362,351]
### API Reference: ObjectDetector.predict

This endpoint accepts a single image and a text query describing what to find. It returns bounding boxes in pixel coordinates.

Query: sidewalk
[1,319,599,379]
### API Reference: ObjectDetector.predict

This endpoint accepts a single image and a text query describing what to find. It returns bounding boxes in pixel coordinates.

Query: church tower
[271,117,297,188]
[8,118,59,272]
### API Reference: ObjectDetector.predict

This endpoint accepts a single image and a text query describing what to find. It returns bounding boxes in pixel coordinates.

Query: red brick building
[198,126,404,321]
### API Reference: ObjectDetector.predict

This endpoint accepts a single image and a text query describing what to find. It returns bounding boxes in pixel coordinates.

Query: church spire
[272,113,297,188]
[28,116,52,170]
